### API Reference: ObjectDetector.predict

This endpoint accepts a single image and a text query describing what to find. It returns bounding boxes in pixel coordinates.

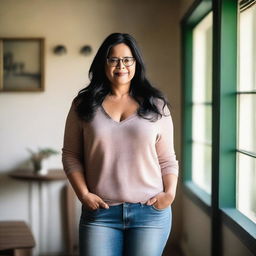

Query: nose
[116,59,125,69]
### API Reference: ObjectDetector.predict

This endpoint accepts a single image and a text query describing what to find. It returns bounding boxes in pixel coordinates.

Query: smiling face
[105,43,136,88]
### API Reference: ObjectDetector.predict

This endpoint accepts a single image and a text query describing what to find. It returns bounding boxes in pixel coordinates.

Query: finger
[92,202,99,210]
[146,199,151,205]
[87,205,97,211]
[99,200,109,209]
[146,197,157,205]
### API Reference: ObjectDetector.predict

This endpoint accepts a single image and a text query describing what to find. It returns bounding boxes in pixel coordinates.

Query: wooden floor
[163,244,184,256]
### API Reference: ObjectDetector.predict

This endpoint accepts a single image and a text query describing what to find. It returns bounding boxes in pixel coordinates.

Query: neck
[109,84,130,98]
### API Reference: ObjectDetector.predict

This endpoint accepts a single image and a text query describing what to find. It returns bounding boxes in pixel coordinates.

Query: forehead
[108,43,133,57]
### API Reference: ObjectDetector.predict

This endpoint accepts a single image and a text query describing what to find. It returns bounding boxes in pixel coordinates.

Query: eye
[123,58,130,64]
[108,58,118,64]
[123,57,134,65]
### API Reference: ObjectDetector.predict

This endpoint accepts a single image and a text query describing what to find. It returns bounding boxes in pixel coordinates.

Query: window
[237,2,256,223]
[192,12,213,194]
[182,0,256,254]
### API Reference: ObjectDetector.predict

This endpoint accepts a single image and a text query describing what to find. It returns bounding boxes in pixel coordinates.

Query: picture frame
[0,38,45,92]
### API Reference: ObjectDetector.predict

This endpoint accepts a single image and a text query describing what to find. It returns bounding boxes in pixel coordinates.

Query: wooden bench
[0,221,35,256]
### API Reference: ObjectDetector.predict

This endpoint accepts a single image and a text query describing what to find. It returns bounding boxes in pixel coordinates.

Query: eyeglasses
[106,57,135,67]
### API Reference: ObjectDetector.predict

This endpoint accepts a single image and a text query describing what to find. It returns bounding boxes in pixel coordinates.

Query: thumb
[146,197,157,205]
[99,200,109,209]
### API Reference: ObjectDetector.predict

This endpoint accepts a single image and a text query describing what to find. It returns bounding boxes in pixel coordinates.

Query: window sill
[183,181,211,215]
[221,208,256,253]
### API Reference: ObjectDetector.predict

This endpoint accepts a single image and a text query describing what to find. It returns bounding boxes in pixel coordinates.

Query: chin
[113,78,132,84]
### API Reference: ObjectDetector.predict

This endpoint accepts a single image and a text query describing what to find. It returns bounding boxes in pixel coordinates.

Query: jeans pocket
[151,205,170,212]
[82,205,100,216]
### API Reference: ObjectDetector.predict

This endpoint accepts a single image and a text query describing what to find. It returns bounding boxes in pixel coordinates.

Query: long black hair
[73,32,171,122]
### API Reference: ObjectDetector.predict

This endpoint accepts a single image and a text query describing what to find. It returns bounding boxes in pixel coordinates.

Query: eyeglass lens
[107,57,135,67]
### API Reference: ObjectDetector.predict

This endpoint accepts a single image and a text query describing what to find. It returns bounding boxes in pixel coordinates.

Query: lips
[114,72,128,76]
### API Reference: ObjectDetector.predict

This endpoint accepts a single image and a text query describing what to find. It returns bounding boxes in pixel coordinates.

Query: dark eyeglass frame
[106,57,136,67]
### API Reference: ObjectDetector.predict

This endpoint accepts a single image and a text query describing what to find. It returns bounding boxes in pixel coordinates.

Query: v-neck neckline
[100,105,138,124]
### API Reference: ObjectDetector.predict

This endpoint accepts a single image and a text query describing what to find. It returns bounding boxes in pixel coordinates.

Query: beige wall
[180,196,211,256]
[0,0,182,255]
[179,1,254,256]
[222,224,254,256]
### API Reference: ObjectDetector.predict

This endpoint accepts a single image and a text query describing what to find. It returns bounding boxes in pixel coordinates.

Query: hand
[80,192,109,211]
[145,192,175,210]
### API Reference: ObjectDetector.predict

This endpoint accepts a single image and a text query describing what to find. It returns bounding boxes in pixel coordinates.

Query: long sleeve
[62,101,85,175]
[155,105,179,177]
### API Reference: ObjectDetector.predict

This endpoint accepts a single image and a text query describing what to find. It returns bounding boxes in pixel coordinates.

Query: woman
[62,33,179,256]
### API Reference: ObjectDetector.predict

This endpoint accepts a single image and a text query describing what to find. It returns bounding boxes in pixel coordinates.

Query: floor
[163,244,184,256]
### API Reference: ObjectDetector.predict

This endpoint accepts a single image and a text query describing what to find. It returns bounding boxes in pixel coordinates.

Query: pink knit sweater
[62,100,179,205]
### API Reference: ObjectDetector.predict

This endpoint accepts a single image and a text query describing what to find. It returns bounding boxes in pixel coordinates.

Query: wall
[180,196,211,256]
[0,0,182,255]
[178,1,254,256]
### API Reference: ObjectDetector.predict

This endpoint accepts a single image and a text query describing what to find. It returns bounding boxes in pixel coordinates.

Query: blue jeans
[79,202,172,256]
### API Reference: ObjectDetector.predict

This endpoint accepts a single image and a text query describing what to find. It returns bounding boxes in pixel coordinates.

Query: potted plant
[27,147,58,174]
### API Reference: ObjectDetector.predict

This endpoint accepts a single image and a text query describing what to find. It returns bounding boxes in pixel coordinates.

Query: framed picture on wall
[0,38,45,92]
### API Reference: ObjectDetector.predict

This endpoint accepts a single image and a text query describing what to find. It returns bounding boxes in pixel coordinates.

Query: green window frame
[181,0,256,255]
